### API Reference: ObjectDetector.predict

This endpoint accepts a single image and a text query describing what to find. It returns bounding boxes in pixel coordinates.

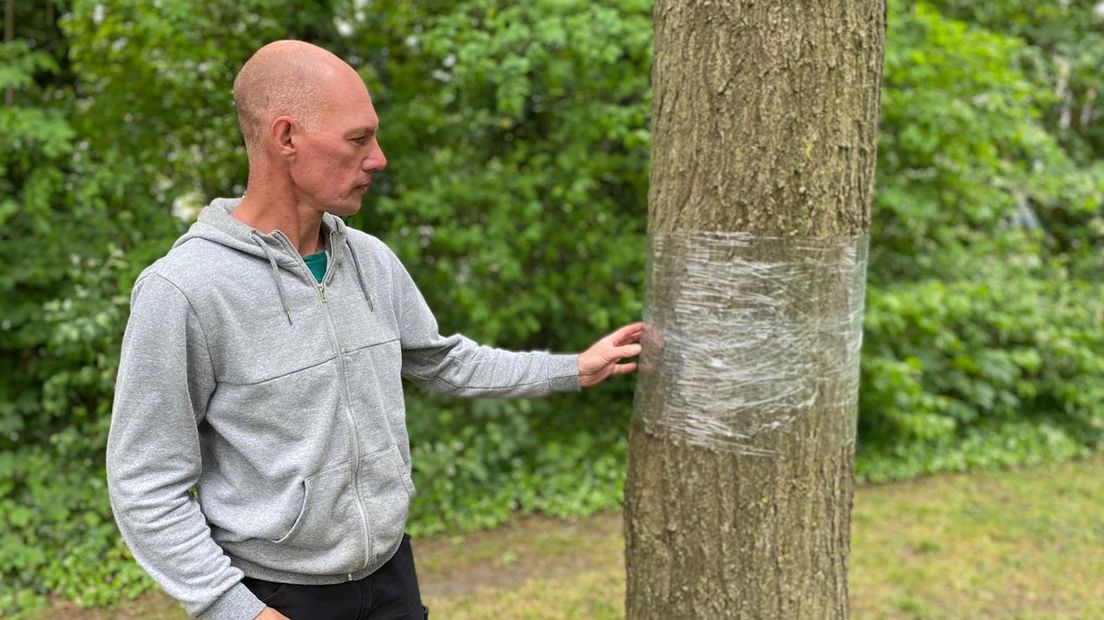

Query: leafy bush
[858,257,1104,481]
[407,396,630,535]
[873,1,1104,285]
[352,0,650,538]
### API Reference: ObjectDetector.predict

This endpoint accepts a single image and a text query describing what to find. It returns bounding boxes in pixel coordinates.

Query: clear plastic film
[633,232,869,455]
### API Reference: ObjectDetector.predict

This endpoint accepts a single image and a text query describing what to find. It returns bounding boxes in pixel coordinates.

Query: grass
[37,455,1104,619]
[849,455,1104,619]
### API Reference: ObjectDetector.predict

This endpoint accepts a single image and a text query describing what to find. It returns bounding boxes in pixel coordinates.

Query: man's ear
[271,116,296,158]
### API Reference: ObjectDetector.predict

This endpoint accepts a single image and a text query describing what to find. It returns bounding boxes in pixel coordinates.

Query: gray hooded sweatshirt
[106,198,580,619]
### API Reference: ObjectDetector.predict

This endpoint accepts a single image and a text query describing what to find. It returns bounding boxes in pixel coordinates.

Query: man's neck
[232,192,326,256]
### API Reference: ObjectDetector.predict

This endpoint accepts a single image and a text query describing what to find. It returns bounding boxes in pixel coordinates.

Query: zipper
[271,230,373,571]
[318,282,372,571]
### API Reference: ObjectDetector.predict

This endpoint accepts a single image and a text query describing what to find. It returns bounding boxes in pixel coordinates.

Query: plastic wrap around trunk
[633,232,869,455]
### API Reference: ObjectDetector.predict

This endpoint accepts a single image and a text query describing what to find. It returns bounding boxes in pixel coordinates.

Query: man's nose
[363,142,387,172]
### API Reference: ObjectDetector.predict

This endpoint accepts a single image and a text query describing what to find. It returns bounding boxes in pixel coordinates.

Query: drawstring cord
[346,240,375,312]
[248,226,375,322]
[250,231,294,325]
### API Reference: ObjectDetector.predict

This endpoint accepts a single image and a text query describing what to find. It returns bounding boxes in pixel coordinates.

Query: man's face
[289,72,387,217]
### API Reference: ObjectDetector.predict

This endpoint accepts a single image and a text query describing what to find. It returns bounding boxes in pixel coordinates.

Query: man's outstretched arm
[385,246,640,394]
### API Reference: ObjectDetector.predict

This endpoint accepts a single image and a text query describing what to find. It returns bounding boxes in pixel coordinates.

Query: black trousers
[242,533,428,620]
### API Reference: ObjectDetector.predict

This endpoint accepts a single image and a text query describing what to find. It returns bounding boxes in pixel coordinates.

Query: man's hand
[578,322,643,388]
[254,607,289,620]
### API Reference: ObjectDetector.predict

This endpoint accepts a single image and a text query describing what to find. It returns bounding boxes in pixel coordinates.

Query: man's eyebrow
[346,125,378,137]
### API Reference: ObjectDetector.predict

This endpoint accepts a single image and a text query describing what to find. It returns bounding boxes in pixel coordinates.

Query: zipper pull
[319,284,328,303]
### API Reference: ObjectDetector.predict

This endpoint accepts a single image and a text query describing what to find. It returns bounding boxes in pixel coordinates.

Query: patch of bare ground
[415,511,624,597]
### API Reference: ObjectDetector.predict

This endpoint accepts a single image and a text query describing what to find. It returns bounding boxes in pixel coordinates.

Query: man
[105,40,641,620]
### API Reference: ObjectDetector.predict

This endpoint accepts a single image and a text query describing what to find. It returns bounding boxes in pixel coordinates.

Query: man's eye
[350,137,366,145]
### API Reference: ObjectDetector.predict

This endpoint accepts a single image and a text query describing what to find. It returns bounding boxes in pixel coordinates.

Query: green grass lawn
[40,455,1104,619]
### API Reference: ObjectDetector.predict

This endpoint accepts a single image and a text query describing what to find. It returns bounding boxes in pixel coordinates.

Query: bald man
[105,40,641,620]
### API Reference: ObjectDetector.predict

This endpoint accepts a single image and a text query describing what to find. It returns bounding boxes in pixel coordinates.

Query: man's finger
[610,321,644,346]
[612,362,638,375]
[614,344,642,359]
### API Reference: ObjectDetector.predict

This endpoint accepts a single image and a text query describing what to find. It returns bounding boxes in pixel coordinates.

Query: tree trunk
[624,2,885,619]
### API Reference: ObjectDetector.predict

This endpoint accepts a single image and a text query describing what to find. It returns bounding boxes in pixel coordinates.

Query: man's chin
[324,200,364,218]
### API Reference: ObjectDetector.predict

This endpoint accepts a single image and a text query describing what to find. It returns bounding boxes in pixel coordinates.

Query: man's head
[233,40,386,216]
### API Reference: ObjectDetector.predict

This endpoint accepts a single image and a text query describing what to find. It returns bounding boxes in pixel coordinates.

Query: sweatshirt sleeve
[106,273,265,620]
[387,252,580,397]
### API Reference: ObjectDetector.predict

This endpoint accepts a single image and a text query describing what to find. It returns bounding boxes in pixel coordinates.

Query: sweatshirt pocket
[272,460,360,558]
[358,445,413,558]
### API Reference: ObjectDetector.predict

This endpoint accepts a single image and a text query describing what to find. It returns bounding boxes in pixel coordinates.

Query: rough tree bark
[624,2,885,619]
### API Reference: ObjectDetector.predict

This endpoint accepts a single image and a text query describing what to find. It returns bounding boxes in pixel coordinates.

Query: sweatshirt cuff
[547,354,581,393]
[200,581,266,620]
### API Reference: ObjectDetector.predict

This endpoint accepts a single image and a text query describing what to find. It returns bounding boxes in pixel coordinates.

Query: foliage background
[1,0,1101,614]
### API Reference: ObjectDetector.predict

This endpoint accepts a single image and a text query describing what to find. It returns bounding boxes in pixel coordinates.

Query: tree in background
[623,1,885,617]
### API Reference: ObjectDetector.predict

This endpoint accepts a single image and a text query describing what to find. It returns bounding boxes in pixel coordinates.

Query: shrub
[858,258,1104,481]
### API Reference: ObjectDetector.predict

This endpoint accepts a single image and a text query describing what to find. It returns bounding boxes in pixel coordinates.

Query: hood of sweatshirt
[174,197,375,323]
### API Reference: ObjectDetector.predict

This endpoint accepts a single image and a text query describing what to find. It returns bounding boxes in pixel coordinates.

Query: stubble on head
[232,40,353,160]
